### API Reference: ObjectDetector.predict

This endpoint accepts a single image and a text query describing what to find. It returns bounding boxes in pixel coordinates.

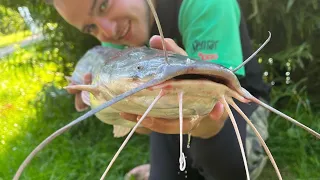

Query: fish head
[71,46,121,85]
[95,46,171,95]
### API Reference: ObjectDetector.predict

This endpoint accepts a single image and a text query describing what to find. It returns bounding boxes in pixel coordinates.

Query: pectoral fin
[113,125,131,138]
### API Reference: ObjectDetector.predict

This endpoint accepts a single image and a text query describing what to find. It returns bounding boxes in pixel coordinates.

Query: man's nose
[95,17,116,40]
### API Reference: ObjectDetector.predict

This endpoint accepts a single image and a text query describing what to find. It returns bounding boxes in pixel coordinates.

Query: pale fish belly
[88,80,222,123]
[84,91,138,128]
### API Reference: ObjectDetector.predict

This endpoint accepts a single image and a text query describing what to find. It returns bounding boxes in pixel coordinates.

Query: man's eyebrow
[89,0,97,16]
[81,0,97,32]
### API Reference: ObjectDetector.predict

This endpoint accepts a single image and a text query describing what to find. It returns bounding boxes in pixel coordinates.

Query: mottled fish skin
[71,46,138,129]
[71,45,242,130]
[71,46,121,85]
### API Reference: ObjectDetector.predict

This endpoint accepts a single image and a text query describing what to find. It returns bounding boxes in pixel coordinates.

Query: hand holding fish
[66,73,92,112]
[120,35,229,139]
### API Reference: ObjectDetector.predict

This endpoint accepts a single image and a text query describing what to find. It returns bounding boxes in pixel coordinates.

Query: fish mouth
[172,74,229,86]
[147,74,234,92]
[148,73,240,98]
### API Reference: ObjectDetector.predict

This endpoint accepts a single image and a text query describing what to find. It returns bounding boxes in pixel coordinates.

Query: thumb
[83,73,92,85]
[149,35,187,56]
[209,102,225,122]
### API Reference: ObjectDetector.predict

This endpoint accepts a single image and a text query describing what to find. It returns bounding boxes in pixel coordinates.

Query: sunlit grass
[260,109,320,179]
[0,46,63,146]
[0,46,149,179]
[0,44,319,180]
[0,30,32,48]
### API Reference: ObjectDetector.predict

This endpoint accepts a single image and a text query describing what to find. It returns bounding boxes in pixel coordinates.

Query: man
[49,0,271,179]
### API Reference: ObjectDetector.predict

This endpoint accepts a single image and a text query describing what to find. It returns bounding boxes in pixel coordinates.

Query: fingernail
[76,105,89,112]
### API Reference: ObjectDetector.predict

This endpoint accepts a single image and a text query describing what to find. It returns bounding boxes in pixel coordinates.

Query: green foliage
[0,5,27,35]
[239,0,320,109]
[2,0,99,75]
[0,30,32,48]
[0,44,149,180]
[238,1,320,178]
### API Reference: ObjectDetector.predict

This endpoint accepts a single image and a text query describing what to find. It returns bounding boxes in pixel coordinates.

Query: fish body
[71,45,241,136]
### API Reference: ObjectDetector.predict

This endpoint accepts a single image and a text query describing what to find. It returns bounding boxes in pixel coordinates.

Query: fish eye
[137,66,143,70]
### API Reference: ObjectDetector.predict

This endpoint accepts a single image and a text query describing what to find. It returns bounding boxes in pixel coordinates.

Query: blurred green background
[0,0,319,179]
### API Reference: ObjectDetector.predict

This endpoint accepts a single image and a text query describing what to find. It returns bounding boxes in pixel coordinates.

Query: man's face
[53,0,152,46]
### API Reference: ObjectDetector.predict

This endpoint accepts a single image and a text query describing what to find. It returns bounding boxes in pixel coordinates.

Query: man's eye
[99,0,108,12]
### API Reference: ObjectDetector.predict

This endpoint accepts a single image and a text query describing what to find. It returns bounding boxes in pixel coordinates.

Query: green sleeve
[101,42,126,49]
[178,0,245,76]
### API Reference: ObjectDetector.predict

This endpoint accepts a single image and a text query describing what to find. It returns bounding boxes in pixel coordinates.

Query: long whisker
[99,90,165,180]
[178,91,186,171]
[145,0,169,65]
[220,96,250,180]
[249,96,320,139]
[227,98,282,180]
[13,78,162,180]
[232,31,271,73]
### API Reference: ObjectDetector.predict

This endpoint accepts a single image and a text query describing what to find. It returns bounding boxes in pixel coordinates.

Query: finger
[135,127,152,135]
[64,76,79,94]
[209,102,225,121]
[83,73,92,85]
[149,35,187,56]
[75,93,89,112]
[66,82,80,94]
[136,116,193,134]
[209,102,228,124]
[119,112,139,122]
[150,36,187,55]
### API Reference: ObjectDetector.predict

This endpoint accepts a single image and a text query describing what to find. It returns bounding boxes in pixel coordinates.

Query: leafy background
[0,0,319,179]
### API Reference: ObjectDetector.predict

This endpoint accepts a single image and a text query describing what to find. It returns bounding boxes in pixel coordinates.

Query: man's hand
[120,35,228,139]
[66,73,92,112]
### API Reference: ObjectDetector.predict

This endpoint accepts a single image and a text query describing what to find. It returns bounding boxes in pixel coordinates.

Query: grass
[259,110,320,179]
[0,30,32,48]
[0,43,319,180]
[0,46,149,180]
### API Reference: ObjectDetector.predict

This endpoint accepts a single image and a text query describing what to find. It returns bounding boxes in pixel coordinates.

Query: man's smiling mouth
[119,21,131,41]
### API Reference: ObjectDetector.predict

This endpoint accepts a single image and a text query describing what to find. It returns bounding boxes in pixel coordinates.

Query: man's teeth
[121,25,129,38]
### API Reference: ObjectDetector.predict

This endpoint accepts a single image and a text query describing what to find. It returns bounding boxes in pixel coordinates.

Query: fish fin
[113,125,131,138]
